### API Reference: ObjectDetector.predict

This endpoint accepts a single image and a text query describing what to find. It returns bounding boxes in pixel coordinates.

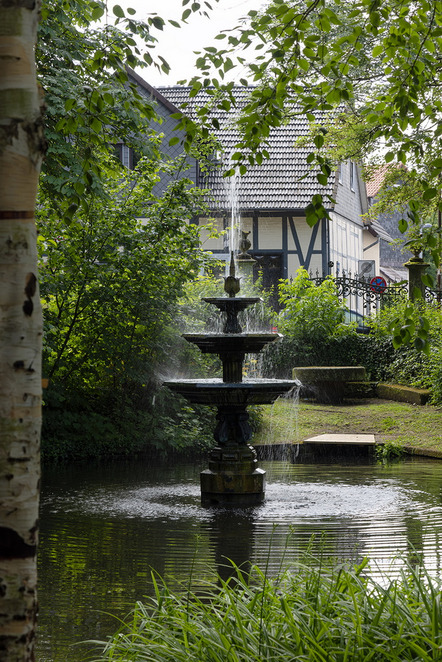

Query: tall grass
[93,556,442,661]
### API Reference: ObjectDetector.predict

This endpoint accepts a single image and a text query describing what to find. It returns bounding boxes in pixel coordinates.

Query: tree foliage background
[36,0,219,461]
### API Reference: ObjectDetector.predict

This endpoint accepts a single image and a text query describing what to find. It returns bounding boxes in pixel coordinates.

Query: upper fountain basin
[183,332,282,354]
[163,378,297,405]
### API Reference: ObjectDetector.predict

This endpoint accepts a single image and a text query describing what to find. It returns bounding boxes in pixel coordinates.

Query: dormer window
[114,143,141,169]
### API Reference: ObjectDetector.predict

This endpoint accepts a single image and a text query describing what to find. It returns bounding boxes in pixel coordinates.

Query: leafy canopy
[37,0,217,389]
[173,0,442,236]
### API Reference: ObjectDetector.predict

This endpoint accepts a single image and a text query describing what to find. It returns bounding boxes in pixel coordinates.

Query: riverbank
[253,398,442,458]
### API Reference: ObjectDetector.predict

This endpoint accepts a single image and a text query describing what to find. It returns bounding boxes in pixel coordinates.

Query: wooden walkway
[255,434,380,461]
[303,434,377,445]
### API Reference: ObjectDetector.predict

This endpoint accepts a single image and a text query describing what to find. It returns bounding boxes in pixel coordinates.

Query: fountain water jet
[165,253,296,506]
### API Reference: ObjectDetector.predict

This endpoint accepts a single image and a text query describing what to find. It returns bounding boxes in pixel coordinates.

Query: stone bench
[292,366,367,404]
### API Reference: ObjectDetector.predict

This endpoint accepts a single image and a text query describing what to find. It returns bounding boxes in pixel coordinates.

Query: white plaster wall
[362,230,380,268]
[257,217,283,249]
[329,212,363,276]
[199,216,225,250]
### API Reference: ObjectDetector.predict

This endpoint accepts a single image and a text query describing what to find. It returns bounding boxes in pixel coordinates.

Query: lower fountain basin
[164,378,297,405]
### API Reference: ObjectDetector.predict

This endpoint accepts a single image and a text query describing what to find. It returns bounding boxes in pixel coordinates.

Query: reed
[94,558,442,661]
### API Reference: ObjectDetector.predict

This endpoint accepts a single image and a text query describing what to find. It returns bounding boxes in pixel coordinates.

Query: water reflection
[37,458,442,661]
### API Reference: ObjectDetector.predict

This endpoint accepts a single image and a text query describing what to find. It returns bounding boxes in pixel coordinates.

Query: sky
[119,0,262,86]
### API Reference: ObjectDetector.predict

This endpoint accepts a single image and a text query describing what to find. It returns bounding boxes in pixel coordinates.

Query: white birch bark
[0,1,43,661]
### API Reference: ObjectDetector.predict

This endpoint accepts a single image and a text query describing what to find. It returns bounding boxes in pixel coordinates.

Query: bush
[276,268,350,341]
[368,299,442,403]
[262,271,442,402]
[261,333,394,380]
[263,269,382,378]
[42,382,216,463]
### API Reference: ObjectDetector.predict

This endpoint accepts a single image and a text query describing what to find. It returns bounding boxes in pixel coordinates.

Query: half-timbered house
[128,70,378,292]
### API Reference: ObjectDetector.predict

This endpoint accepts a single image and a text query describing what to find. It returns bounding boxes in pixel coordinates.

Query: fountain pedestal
[201,447,265,506]
[165,252,296,506]
[201,404,264,506]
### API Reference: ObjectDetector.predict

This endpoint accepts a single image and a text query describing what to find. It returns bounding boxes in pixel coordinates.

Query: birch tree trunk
[0,1,43,660]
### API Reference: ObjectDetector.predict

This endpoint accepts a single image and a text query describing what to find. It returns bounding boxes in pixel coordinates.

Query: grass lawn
[253,398,442,456]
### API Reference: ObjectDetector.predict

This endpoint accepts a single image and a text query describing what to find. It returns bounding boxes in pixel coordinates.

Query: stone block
[377,383,431,405]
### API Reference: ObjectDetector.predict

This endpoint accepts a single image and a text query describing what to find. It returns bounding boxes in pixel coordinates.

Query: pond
[37,457,442,661]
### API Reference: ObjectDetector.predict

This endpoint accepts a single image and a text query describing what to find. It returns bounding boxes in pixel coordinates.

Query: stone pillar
[404,257,429,301]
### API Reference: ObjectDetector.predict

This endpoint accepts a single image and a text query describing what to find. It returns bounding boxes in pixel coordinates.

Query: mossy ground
[253,398,442,456]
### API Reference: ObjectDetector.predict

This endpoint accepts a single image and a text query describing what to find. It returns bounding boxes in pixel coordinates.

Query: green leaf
[314,134,324,149]
[392,335,403,349]
[92,6,104,20]
[412,286,423,300]
[372,44,384,57]
[91,118,102,133]
[414,336,426,351]
[421,274,434,288]
[64,98,76,111]
[112,4,125,18]
[423,187,437,200]
[151,16,164,30]
[398,218,408,233]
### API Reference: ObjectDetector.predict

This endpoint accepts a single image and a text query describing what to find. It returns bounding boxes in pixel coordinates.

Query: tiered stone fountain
[165,254,296,506]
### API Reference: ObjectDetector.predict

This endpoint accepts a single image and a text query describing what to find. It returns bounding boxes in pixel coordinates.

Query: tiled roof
[367,218,395,242]
[366,163,407,198]
[157,86,337,212]
[366,165,391,198]
[380,266,408,283]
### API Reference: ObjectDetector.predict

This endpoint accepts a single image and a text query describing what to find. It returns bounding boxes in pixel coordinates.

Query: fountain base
[201,444,266,506]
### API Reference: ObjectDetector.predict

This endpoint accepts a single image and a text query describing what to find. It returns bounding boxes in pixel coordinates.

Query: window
[337,162,343,184]
[350,161,356,192]
[114,143,141,169]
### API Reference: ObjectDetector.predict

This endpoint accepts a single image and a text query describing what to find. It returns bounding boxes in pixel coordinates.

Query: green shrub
[262,333,394,380]
[262,271,442,402]
[42,382,216,463]
[276,268,350,341]
[368,299,442,403]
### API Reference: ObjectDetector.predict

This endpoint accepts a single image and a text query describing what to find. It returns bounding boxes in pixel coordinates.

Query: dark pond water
[37,457,442,662]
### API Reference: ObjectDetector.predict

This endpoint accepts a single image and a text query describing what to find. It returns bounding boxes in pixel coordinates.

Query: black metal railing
[309,271,409,325]
[425,287,442,305]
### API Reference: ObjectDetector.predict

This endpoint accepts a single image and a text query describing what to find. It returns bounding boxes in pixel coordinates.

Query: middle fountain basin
[182,333,282,354]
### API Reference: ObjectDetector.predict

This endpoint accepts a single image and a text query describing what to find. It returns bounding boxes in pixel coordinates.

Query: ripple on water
[43,474,416,523]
